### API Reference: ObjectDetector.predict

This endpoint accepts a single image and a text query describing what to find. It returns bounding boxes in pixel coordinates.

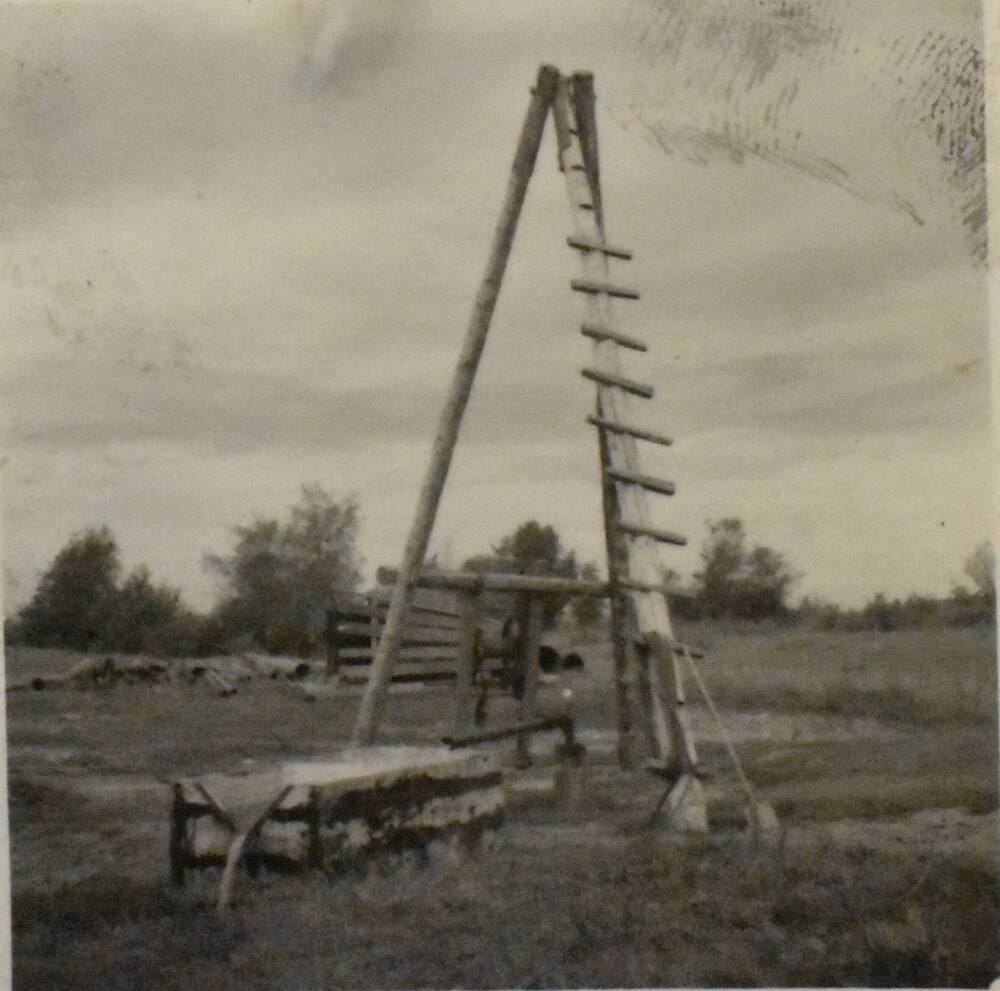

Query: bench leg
[169,785,187,887]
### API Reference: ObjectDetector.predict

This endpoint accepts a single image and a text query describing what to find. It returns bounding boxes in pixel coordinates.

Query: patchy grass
[11,824,1000,990]
[565,625,998,726]
[5,630,999,988]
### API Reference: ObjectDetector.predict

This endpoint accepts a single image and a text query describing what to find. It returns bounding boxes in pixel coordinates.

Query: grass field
[5,626,999,989]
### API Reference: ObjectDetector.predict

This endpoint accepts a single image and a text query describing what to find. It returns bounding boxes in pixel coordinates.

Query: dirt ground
[5,637,999,989]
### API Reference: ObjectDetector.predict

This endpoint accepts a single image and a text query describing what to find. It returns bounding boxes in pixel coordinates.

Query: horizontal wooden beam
[330,598,461,625]
[332,624,462,647]
[580,322,647,352]
[339,647,460,662]
[586,415,672,447]
[571,278,640,300]
[606,467,675,497]
[581,368,654,399]
[376,566,610,597]
[567,236,633,260]
[617,522,687,547]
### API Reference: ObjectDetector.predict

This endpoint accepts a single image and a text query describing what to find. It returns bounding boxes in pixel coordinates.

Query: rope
[678,644,761,831]
[644,771,691,831]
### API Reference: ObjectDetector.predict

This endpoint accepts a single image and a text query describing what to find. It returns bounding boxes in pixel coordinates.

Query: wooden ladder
[551,73,706,824]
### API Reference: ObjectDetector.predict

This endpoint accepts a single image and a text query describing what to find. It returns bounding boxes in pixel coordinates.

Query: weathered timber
[618,522,687,546]
[580,322,648,352]
[453,591,481,737]
[353,65,561,746]
[581,367,654,399]
[336,594,462,622]
[170,748,505,904]
[571,278,640,299]
[596,396,639,770]
[443,714,577,749]
[555,73,680,767]
[606,466,675,497]
[376,566,609,597]
[338,647,459,663]
[586,415,673,447]
[618,578,693,600]
[515,588,544,768]
[333,623,461,646]
[566,236,632,259]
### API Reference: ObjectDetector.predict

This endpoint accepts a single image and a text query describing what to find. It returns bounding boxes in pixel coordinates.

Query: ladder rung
[581,368,654,399]
[567,236,633,260]
[606,467,675,497]
[586,415,672,447]
[618,522,687,546]
[581,322,647,352]
[571,278,639,300]
[668,639,705,660]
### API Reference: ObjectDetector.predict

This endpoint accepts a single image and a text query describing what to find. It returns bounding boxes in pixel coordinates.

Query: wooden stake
[352,65,560,745]
[453,590,481,737]
[597,395,638,770]
[515,591,544,768]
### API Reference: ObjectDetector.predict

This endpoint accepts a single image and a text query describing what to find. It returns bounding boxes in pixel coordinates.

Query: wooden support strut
[351,65,560,746]
[376,565,609,597]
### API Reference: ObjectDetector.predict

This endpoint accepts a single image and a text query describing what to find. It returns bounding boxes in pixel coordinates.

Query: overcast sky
[1,0,991,614]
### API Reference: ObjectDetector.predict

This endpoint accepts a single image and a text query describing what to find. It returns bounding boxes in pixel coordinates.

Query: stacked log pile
[6,652,317,695]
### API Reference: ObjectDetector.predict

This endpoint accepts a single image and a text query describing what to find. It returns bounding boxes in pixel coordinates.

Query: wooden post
[352,65,560,745]
[515,592,544,768]
[169,784,186,887]
[453,590,481,737]
[325,608,340,679]
[598,397,638,769]
[574,73,637,770]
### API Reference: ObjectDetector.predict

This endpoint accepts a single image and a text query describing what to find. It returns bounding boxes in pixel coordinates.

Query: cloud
[613,0,986,259]
[0,1,990,616]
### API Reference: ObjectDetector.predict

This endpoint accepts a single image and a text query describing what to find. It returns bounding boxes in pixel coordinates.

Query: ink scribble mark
[614,0,985,262]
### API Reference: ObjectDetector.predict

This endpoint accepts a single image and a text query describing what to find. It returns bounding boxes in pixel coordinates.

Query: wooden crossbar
[586,415,673,446]
[580,322,647,352]
[571,278,640,300]
[617,522,687,546]
[567,236,633,260]
[339,648,459,663]
[581,368,654,399]
[606,467,675,497]
[334,624,462,647]
[617,578,687,597]
[376,566,609,597]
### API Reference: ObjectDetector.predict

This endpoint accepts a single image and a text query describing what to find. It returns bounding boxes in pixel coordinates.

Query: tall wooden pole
[352,65,560,745]
[571,73,638,769]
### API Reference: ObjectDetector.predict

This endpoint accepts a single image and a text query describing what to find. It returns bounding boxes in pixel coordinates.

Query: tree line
[4,484,995,657]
